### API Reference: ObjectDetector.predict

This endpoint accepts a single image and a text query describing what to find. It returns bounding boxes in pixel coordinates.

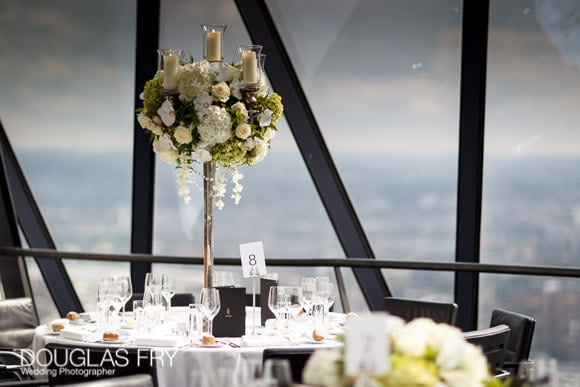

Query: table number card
[239,241,267,278]
[345,314,390,376]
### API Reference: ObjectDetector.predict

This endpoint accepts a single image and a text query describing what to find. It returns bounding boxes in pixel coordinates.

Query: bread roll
[52,322,65,332]
[66,311,80,321]
[312,329,325,341]
[103,330,120,342]
[201,334,216,345]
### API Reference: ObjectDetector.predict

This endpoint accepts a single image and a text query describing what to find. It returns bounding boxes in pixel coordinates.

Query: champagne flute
[199,288,220,337]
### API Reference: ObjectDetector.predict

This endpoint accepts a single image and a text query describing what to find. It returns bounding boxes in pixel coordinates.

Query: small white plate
[98,338,131,345]
[195,343,225,348]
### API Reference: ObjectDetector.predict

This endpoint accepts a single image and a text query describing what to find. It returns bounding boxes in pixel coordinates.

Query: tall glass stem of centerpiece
[203,161,215,288]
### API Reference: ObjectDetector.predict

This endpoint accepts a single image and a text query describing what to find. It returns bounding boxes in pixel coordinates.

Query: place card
[212,287,246,337]
[260,278,277,325]
[239,241,267,278]
[345,314,389,376]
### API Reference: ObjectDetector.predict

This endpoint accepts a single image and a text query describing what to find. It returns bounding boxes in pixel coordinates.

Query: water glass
[187,303,203,339]
[133,300,145,332]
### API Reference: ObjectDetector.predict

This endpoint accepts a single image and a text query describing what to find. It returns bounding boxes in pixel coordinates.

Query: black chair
[383,297,458,324]
[464,324,510,375]
[125,293,195,311]
[262,348,315,384]
[0,298,38,349]
[45,343,157,386]
[489,308,535,374]
[0,349,39,384]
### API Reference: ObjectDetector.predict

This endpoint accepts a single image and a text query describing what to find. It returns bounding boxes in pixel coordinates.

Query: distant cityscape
[17,150,580,365]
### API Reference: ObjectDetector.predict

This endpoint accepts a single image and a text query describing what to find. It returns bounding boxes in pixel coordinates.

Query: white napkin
[60,327,97,342]
[134,335,188,347]
[240,335,292,347]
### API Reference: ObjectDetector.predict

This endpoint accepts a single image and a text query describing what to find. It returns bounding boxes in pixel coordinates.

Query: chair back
[0,298,38,348]
[262,348,315,383]
[383,297,458,324]
[45,343,156,386]
[490,308,535,363]
[464,324,510,373]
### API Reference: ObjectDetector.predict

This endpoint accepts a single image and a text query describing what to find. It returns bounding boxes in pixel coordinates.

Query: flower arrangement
[137,54,283,209]
[303,316,504,387]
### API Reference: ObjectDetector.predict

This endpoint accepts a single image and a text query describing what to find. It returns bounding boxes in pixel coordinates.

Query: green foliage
[142,78,164,115]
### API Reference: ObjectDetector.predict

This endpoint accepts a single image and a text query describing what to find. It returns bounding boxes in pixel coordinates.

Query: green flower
[211,138,247,165]
[376,354,440,387]
[257,92,283,123]
[142,78,165,115]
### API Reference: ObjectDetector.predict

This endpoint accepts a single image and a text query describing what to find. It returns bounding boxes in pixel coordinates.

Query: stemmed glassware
[116,276,132,323]
[268,286,285,334]
[300,278,315,316]
[96,277,114,327]
[161,274,176,312]
[199,288,220,337]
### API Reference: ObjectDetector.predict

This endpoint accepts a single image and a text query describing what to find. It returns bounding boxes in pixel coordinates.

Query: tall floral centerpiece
[137,25,283,287]
[303,316,504,387]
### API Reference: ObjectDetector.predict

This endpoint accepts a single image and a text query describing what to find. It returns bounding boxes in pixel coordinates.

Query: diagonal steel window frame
[130,0,160,294]
[0,121,82,314]
[234,0,391,310]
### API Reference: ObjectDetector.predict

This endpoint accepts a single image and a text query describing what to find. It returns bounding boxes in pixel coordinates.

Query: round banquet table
[31,307,344,386]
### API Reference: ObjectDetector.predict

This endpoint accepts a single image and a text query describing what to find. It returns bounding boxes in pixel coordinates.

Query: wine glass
[300,278,316,316]
[268,286,283,334]
[116,276,132,322]
[285,287,303,319]
[317,282,335,328]
[262,358,292,387]
[199,288,220,337]
[161,274,176,312]
[96,278,114,327]
[109,280,125,325]
[143,273,162,307]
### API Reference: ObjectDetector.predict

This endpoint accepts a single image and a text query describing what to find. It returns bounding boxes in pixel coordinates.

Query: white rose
[250,141,268,164]
[212,81,230,102]
[235,123,252,139]
[174,125,192,145]
[137,112,152,130]
[263,127,276,141]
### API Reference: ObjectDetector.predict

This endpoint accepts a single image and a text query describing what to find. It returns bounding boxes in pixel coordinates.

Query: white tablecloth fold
[59,327,97,342]
[240,335,292,347]
[134,335,189,347]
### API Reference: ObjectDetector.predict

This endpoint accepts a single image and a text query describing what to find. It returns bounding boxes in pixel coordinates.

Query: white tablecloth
[32,308,344,386]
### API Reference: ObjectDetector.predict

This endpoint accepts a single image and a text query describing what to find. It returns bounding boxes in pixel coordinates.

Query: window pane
[480,274,580,372]
[266,0,461,262]
[381,269,455,303]
[153,0,343,259]
[0,1,136,309]
[482,1,580,267]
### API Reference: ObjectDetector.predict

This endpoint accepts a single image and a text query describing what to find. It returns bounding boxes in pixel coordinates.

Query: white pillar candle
[206,31,221,62]
[163,55,179,89]
[242,51,258,84]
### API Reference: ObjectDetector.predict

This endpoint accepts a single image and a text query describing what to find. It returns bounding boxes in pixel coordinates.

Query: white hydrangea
[391,318,433,357]
[302,349,344,387]
[263,127,276,141]
[197,105,232,145]
[177,61,212,102]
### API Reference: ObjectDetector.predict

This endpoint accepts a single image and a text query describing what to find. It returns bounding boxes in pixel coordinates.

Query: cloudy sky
[0,0,579,156]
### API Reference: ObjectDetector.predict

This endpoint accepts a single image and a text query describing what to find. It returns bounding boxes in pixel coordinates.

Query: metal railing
[3,246,580,313]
